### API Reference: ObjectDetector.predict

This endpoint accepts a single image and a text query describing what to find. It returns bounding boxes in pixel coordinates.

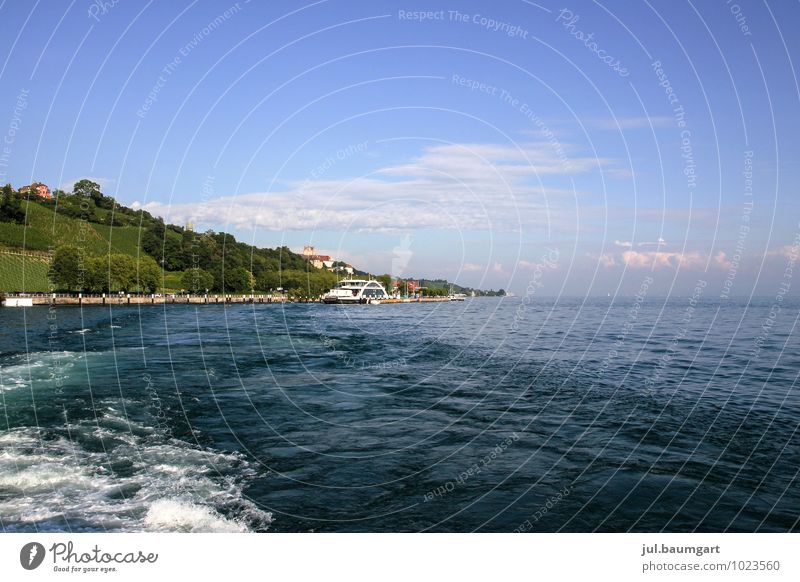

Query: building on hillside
[19,182,52,198]
[333,264,354,275]
[315,257,334,269]
[302,245,334,269]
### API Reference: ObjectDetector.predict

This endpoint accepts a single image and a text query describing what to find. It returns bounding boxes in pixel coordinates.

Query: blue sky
[1,0,798,295]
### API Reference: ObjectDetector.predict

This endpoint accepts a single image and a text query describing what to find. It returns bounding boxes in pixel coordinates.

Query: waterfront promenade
[1,293,460,307]
[1,293,289,306]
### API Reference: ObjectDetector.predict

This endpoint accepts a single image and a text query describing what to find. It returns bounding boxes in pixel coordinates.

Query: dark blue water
[1,297,798,532]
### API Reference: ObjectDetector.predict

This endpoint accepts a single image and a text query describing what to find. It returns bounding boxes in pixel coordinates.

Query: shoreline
[1,293,464,307]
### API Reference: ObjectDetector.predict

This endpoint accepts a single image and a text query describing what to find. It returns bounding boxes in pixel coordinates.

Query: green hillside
[0,252,51,292]
[0,200,144,256]
[0,180,319,294]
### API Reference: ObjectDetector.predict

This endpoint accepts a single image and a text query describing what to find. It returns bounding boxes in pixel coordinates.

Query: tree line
[50,247,162,293]
[49,244,349,296]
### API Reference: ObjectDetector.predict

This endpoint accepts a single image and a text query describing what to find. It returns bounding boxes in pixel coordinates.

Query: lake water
[0,297,798,532]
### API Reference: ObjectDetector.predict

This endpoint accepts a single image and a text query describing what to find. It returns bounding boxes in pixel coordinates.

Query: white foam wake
[0,424,273,533]
[144,498,248,533]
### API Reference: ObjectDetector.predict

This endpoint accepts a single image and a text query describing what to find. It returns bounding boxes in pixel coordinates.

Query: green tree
[140,226,187,270]
[162,235,186,270]
[181,267,214,293]
[376,274,392,293]
[256,270,280,292]
[419,286,448,297]
[279,270,304,293]
[85,256,108,292]
[0,185,25,223]
[108,254,136,292]
[307,269,338,297]
[287,287,304,299]
[136,256,162,293]
[224,267,253,292]
[72,179,103,204]
[50,245,84,291]
[141,226,164,258]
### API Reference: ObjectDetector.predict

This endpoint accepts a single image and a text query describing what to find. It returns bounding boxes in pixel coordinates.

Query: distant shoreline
[0,293,467,307]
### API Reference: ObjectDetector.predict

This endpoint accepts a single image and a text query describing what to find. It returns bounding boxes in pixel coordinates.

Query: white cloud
[586,252,618,267]
[140,142,610,233]
[461,262,483,272]
[598,253,617,267]
[713,251,732,269]
[378,142,604,179]
[614,238,666,249]
[596,248,746,271]
[622,250,705,269]
[637,237,667,247]
[766,244,800,260]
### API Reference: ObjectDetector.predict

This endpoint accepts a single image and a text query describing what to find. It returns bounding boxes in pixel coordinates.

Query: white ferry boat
[321,279,389,304]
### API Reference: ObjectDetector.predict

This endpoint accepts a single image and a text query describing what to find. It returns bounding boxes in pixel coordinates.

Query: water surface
[0,297,797,532]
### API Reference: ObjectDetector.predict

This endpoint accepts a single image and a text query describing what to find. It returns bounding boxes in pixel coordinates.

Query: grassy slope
[0,201,181,292]
[0,253,51,292]
[161,271,183,291]
[0,201,147,256]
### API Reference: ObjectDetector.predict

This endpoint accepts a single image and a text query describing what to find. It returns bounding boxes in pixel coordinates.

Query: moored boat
[321,279,389,304]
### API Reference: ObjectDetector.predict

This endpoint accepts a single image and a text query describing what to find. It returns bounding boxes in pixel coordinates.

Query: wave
[0,425,273,533]
[0,353,79,393]
[0,348,151,393]
[144,498,248,533]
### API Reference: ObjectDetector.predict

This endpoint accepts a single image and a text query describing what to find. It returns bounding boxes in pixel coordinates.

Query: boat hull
[321,296,368,304]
